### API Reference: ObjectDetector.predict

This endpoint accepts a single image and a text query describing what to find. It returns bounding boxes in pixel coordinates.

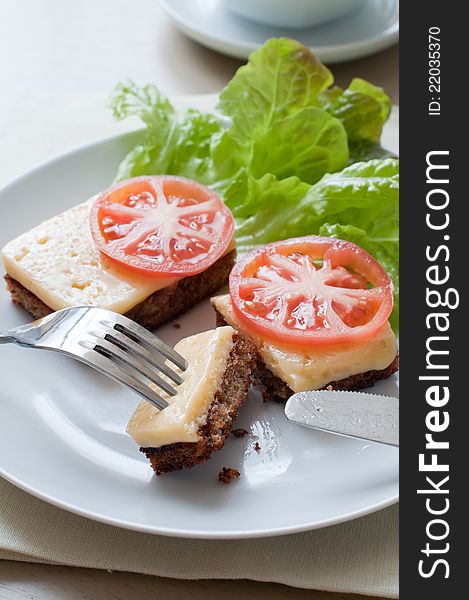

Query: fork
[0,306,187,410]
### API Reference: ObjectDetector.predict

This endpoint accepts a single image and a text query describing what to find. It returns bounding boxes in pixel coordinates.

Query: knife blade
[284,390,399,447]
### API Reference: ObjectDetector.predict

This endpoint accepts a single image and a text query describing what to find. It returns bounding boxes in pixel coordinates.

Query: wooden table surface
[0,1,398,598]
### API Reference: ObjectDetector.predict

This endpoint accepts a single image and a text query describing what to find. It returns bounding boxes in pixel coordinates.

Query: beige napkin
[0,477,398,597]
[0,92,399,597]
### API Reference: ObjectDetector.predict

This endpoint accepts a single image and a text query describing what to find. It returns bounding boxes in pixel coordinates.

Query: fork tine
[102,328,184,385]
[101,315,188,371]
[78,344,169,410]
[92,338,179,397]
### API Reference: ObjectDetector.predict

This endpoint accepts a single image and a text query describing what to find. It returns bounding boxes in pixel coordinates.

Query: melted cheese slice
[2,200,233,314]
[211,294,397,392]
[126,327,235,447]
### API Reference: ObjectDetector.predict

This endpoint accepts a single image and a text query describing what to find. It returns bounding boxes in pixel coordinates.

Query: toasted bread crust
[141,334,257,474]
[218,467,240,484]
[4,249,236,329]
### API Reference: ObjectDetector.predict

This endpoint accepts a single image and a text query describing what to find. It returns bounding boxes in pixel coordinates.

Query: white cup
[224,0,365,30]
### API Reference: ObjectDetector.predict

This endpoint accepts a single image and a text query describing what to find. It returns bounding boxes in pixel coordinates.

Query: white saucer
[160,0,399,63]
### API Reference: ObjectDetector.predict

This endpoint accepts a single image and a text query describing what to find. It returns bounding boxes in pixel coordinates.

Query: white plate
[0,100,399,539]
[160,0,399,63]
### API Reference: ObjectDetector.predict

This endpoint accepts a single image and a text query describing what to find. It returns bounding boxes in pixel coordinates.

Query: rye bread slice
[141,334,257,474]
[4,249,236,330]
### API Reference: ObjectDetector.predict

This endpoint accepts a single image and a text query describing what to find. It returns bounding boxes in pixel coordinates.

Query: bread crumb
[232,428,249,438]
[218,467,240,484]
[254,441,261,452]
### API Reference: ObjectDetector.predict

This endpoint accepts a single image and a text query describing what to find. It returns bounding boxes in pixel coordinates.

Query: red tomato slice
[229,236,393,347]
[90,176,234,277]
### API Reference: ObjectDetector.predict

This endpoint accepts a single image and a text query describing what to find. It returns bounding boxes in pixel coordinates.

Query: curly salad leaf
[109,38,398,331]
[214,38,348,184]
[109,81,222,184]
[319,78,393,163]
[110,39,392,186]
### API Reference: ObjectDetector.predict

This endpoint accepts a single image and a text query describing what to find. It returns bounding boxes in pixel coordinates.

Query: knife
[284,390,399,447]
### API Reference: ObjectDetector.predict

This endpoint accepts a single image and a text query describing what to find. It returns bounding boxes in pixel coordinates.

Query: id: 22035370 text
[428,26,441,116]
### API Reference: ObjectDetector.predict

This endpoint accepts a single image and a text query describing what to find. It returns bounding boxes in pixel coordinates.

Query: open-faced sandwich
[1,175,235,329]
[126,326,256,474]
[212,236,398,402]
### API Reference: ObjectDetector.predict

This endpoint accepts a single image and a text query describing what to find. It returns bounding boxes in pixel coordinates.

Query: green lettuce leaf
[346,141,396,163]
[320,78,391,144]
[110,42,392,185]
[319,78,392,162]
[297,158,399,241]
[215,38,349,184]
[228,158,398,246]
[218,38,334,142]
[247,107,348,183]
[224,170,310,233]
[109,81,222,183]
